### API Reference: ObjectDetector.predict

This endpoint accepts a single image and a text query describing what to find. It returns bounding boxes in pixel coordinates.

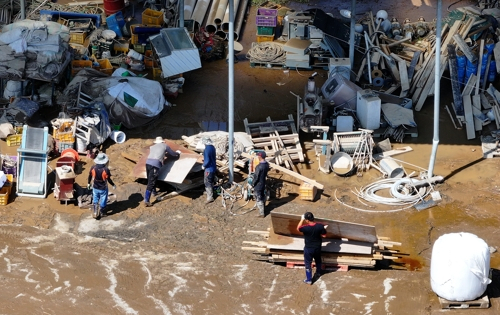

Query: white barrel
[430,233,491,301]
[379,158,404,178]
[110,131,126,143]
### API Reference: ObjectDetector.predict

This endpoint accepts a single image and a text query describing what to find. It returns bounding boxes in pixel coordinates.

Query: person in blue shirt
[202,137,217,204]
[252,151,269,217]
[297,212,328,285]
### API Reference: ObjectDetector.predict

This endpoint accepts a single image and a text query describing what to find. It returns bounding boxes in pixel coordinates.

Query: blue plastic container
[40,10,101,27]
[106,12,125,37]
[457,54,466,86]
[489,60,497,82]
[465,58,478,81]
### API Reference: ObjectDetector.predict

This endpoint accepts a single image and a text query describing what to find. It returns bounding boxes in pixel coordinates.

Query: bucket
[103,0,125,16]
[110,130,126,143]
[330,152,355,176]
[379,158,404,178]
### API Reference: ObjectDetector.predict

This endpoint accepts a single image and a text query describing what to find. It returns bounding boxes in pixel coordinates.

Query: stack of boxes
[68,18,93,45]
[256,7,278,43]
[0,173,14,205]
[52,118,76,153]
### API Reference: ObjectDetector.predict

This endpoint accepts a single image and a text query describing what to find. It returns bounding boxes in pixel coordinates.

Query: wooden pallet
[439,295,489,309]
[244,115,304,169]
[285,261,349,271]
[249,60,287,69]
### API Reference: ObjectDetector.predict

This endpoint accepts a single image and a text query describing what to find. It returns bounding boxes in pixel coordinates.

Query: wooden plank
[475,39,485,96]
[270,212,378,243]
[241,152,323,189]
[494,42,500,74]
[398,59,409,94]
[266,231,374,254]
[372,146,413,160]
[463,94,476,139]
[453,34,478,63]
[407,51,421,83]
[441,20,462,55]
[480,93,492,110]
[461,74,477,96]
[266,116,299,172]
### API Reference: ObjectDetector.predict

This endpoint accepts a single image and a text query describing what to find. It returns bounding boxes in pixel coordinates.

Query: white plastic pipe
[183,0,197,20]
[214,0,229,25]
[221,0,240,32]
[191,0,211,27]
[205,0,221,33]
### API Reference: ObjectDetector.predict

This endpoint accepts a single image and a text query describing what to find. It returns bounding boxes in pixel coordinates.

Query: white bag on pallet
[430,232,491,301]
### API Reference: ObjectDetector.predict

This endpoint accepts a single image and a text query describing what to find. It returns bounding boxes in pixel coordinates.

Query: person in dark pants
[297,212,328,284]
[144,136,180,206]
[252,151,269,217]
[201,137,217,204]
[87,152,116,219]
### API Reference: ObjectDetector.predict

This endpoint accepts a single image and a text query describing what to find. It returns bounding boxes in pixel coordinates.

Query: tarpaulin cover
[63,69,165,129]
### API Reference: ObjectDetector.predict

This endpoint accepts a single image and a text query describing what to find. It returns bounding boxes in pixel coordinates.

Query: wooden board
[463,94,476,139]
[266,230,373,254]
[270,212,378,243]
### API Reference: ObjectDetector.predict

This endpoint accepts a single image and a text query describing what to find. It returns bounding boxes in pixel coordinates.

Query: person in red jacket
[297,212,328,285]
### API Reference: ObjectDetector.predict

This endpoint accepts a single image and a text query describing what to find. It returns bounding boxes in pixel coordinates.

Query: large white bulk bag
[430,232,491,301]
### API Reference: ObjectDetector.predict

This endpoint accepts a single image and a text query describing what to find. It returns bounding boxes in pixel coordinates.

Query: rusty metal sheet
[270,212,378,243]
[132,140,203,184]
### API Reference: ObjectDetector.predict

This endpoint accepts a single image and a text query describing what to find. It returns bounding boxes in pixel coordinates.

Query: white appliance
[321,73,361,110]
[356,89,381,130]
[329,58,351,80]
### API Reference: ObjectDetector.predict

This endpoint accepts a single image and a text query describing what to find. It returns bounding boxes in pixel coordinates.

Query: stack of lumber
[243,115,304,170]
[242,212,403,269]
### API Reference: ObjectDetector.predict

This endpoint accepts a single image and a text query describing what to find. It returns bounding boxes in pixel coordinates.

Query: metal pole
[349,0,356,69]
[179,0,184,28]
[228,0,235,183]
[20,0,25,19]
[428,0,442,177]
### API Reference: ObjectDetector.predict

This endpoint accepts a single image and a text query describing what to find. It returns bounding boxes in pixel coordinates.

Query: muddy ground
[1,0,500,314]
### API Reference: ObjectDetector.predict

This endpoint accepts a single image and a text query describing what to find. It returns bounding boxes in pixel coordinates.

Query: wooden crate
[438,295,489,309]
[142,9,163,26]
[299,182,317,201]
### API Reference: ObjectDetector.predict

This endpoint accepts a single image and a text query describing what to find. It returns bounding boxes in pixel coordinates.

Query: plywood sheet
[266,230,373,254]
[270,212,378,243]
[132,140,202,183]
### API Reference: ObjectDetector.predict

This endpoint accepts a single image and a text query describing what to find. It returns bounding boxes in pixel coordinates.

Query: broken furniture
[17,125,50,198]
[333,130,375,176]
[244,115,304,170]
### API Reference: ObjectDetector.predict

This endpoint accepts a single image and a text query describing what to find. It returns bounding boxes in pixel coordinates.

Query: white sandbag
[3,20,70,42]
[8,38,26,53]
[430,232,491,301]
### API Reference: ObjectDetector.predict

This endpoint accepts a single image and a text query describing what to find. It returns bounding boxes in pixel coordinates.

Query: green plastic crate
[257,26,275,36]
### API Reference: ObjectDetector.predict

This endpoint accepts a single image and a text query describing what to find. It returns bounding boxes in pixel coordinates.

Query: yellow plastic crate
[153,67,162,81]
[96,59,113,75]
[6,134,21,146]
[3,174,13,195]
[114,39,130,54]
[71,60,92,76]
[299,182,317,201]
[69,31,87,45]
[142,9,163,26]
[0,186,9,205]
[256,32,274,43]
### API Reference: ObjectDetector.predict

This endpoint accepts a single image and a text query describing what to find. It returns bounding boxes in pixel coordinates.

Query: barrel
[489,60,497,82]
[465,58,477,82]
[103,0,125,16]
[456,53,466,86]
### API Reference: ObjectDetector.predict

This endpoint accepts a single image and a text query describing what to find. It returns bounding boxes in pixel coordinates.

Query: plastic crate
[3,174,13,195]
[256,32,274,43]
[257,7,278,16]
[69,31,87,45]
[142,9,163,26]
[71,60,92,76]
[134,44,146,54]
[299,182,317,201]
[106,11,125,37]
[6,134,21,146]
[144,50,154,68]
[153,67,162,81]
[256,15,277,27]
[57,141,74,152]
[257,26,275,36]
[0,186,9,205]
[113,39,130,54]
[97,59,113,75]
[130,24,162,44]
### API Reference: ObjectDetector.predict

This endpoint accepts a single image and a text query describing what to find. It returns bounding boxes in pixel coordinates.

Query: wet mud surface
[1,1,500,314]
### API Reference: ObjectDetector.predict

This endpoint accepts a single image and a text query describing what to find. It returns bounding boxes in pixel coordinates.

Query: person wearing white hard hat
[144,136,181,206]
[87,152,116,219]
